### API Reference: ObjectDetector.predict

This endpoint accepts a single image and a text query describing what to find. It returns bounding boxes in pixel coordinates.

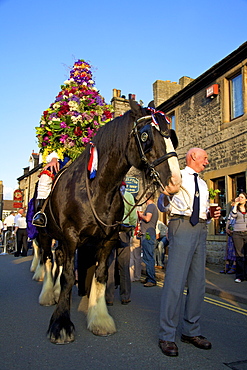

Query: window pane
[231,74,243,119]
[170,114,175,130]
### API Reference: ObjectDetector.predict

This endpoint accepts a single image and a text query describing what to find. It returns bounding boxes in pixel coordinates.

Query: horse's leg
[30,239,39,273]
[87,273,116,336]
[32,242,45,282]
[87,241,117,336]
[47,249,75,344]
[53,247,63,304]
[36,233,55,306]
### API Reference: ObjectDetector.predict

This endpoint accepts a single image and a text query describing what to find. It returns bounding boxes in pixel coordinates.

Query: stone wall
[206,235,227,265]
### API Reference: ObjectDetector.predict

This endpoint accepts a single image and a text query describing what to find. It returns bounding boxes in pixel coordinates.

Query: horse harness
[86,111,178,229]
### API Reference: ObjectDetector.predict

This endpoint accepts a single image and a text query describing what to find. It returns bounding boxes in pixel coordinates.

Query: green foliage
[209,188,220,200]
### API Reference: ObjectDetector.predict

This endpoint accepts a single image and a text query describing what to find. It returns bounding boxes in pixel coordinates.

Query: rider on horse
[32,59,113,227]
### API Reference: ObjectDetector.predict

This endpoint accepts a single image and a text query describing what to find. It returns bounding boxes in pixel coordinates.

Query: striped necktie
[190,173,200,226]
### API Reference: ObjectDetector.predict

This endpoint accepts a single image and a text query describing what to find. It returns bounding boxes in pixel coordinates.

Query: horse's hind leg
[38,235,56,306]
[30,239,39,273]
[39,257,56,306]
[53,247,63,304]
[87,274,116,336]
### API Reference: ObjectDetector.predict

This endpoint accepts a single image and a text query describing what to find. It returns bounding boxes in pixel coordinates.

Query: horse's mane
[92,110,133,155]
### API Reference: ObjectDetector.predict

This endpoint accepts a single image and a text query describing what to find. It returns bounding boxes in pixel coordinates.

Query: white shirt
[3,214,15,229]
[16,216,27,229]
[156,220,168,237]
[159,166,209,220]
[14,213,22,226]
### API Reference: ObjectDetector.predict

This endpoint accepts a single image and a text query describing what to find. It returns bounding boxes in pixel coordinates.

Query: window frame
[229,72,244,120]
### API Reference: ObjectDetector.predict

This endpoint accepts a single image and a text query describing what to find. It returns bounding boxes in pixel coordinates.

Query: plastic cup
[209,203,218,218]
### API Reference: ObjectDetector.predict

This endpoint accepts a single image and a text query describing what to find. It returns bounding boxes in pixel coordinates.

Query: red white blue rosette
[87,142,98,179]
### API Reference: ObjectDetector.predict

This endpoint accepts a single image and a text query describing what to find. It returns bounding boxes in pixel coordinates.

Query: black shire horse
[35,99,181,344]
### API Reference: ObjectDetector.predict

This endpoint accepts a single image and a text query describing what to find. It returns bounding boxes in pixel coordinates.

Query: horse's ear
[148,100,155,108]
[129,99,145,119]
[169,129,179,149]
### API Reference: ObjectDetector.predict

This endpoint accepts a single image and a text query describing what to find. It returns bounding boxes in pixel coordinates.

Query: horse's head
[128,100,181,196]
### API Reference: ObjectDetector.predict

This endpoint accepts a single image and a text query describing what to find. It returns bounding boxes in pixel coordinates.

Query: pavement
[150,263,247,305]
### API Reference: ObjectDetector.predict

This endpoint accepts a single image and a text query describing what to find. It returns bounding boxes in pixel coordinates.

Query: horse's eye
[141,132,149,142]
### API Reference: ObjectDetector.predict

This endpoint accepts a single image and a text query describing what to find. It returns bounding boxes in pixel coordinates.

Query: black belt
[170,215,207,223]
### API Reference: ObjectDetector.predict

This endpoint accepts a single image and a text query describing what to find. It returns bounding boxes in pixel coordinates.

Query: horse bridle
[132,114,178,191]
[85,112,180,229]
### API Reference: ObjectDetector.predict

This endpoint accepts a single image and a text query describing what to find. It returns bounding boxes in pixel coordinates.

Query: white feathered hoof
[87,312,117,336]
[32,262,45,281]
[87,275,117,336]
[38,259,56,306]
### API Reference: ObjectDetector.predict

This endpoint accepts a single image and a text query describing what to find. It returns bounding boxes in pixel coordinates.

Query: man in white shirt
[158,148,221,357]
[14,208,24,226]
[3,211,16,231]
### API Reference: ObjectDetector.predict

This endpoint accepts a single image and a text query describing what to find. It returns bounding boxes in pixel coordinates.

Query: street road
[0,254,247,370]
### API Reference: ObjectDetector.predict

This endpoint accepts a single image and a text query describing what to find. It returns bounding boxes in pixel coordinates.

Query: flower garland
[36,59,114,162]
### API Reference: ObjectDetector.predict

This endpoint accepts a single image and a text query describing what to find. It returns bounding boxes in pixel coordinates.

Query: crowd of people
[0,208,29,257]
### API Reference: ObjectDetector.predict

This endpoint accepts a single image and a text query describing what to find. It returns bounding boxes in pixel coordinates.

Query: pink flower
[82,137,90,144]
[60,134,68,143]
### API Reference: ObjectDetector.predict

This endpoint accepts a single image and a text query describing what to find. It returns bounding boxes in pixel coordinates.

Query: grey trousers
[159,218,207,341]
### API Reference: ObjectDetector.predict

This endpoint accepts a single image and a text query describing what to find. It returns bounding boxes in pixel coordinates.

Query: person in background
[155,219,169,269]
[138,192,158,287]
[14,208,24,227]
[3,211,16,232]
[0,219,3,243]
[230,192,247,283]
[106,181,137,305]
[220,203,236,274]
[157,147,221,357]
[14,211,28,257]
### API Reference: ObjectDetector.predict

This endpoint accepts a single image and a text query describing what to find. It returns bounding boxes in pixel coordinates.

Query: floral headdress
[36,60,114,162]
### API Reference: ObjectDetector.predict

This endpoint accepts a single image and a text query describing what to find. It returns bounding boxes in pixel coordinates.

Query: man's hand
[43,158,60,173]
[213,206,221,219]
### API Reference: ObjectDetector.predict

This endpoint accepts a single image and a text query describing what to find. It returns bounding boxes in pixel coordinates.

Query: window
[230,172,246,197]
[230,73,244,120]
[168,112,176,130]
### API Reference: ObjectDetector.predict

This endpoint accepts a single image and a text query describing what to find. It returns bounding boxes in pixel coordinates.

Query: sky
[0,0,247,200]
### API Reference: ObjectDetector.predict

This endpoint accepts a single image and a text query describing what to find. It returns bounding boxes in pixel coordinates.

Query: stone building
[111,42,247,264]
[156,42,247,263]
[17,151,42,209]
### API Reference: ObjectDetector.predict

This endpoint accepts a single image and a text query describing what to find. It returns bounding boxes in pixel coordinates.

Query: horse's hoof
[49,329,75,345]
[92,330,115,337]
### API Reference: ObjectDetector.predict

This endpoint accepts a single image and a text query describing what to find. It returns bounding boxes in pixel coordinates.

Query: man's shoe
[143,282,156,287]
[181,335,212,349]
[159,340,178,357]
[121,299,131,305]
[32,212,47,227]
[106,301,113,306]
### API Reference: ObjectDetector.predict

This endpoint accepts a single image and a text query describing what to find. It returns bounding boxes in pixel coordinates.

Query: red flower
[74,126,83,137]
[104,110,113,119]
